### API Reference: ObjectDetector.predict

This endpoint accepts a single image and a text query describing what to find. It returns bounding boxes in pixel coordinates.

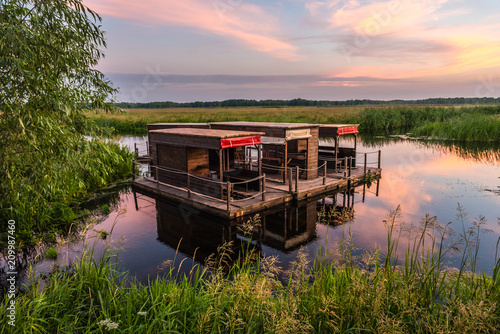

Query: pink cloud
[84,0,301,61]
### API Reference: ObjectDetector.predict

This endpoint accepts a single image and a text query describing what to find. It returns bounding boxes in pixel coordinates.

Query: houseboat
[132,122,381,219]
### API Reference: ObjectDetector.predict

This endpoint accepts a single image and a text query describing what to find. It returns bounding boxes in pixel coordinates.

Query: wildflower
[97,319,119,331]
[137,311,147,316]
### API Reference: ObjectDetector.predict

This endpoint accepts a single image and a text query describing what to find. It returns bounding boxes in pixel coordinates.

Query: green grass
[87,106,363,135]
[0,132,134,248]
[358,105,500,141]
[43,247,58,260]
[3,208,500,333]
[413,114,500,141]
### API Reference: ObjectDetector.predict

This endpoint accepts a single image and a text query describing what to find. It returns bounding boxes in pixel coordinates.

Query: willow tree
[0,0,132,243]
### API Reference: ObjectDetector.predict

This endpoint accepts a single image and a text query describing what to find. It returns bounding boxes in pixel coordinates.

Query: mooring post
[187,173,191,198]
[364,153,367,174]
[288,168,293,192]
[295,166,299,193]
[261,174,266,201]
[348,157,352,177]
[378,150,381,169]
[323,162,327,185]
[347,178,352,207]
[227,181,231,212]
[132,160,136,180]
[133,191,139,211]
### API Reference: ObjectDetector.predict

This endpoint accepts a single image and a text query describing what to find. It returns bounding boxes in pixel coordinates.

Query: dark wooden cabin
[149,128,264,199]
[209,122,319,181]
[147,123,210,160]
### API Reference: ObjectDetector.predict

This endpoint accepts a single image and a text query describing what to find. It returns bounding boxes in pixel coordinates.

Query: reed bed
[87,106,361,135]
[3,208,499,333]
[88,105,500,142]
[358,105,500,141]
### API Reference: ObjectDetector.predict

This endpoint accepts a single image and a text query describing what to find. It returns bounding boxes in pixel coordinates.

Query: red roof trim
[337,126,358,136]
[220,136,262,149]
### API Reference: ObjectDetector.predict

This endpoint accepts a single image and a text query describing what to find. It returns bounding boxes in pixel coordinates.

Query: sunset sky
[84,0,500,103]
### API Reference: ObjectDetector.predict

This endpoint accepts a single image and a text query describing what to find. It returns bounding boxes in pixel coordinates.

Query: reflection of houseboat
[142,180,377,263]
[132,122,382,219]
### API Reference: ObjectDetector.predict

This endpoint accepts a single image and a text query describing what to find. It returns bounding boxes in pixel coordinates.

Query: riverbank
[3,210,499,333]
[0,133,134,249]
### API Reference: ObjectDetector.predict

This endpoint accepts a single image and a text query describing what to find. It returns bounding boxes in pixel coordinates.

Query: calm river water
[9,135,500,286]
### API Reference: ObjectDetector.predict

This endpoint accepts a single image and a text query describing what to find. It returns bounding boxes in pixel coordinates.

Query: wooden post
[295,166,299,193]
[378,150,382,169]
[133,191,139,211]
[219,150,224,199]
[288,168,293,192]
[334,136,339,173]
[132,160,136,180]
[258,144,262,176]
[146,141,149,155]
[283,141,288,184]
[344,157,347,177]
[249,150,252,170]
[348,157,352,177]
[134,143,138,156]
[227,182,231,212]
[323,162,327,185]
[261,174,266,201]
[347,178,352,207]
[354,133,357,165]
[155,166,159,189]
[187,173,191,198]
[363,153,367,174]
[362,183,366,203]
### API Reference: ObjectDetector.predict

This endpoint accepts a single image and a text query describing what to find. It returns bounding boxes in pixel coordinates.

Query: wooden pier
[132,162,381,219]
[133,122,382,219]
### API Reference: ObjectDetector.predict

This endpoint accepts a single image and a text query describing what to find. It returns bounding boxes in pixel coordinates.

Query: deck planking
[132,167,381,219]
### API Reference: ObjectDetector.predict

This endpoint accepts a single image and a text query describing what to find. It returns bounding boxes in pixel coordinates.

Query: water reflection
[135,181,371,277]
[360,134,500,165]
[2,136,499,293]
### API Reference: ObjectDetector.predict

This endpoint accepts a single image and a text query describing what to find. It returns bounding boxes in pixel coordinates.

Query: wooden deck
[132,167,381,219]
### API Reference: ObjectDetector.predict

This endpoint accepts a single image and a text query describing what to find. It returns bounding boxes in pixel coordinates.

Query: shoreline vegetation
[88,104,500,142]
[3,208,500,333]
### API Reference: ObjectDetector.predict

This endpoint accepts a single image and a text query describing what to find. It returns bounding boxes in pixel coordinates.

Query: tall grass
[3,209,500,333]
[89,105,500,142]
[88,106,362,135]
[358,105,500,141]
[413,114,500,141]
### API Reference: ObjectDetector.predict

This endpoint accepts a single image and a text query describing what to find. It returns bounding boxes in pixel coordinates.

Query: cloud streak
[304,0,500,80]
[85,0,301,61]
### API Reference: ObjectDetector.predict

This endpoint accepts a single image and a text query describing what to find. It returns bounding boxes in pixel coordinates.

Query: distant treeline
[117,97,500,109]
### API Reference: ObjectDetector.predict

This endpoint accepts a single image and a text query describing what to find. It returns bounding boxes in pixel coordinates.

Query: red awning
[220,136,262,149]
[337,126,358,136]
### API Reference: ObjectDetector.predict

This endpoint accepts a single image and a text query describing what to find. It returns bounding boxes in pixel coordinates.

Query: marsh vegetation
[3,209,500,333]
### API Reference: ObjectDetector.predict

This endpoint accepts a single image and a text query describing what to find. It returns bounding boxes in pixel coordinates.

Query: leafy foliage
[0,0,132,244]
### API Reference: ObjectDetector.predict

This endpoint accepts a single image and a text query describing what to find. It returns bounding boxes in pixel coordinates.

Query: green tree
[0,0,132,244]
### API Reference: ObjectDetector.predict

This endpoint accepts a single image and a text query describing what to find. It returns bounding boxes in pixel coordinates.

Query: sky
[84,0,500,103]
